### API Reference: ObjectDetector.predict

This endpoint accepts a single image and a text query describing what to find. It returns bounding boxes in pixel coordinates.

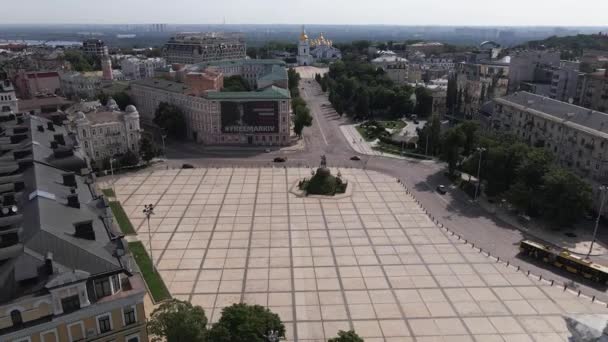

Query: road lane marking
[303,86,329,146]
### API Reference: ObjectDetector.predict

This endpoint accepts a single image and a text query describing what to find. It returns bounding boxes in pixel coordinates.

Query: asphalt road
[162,78,608,301]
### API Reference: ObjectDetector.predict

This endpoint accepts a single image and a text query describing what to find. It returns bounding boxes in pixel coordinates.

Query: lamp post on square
[143,204,156,272]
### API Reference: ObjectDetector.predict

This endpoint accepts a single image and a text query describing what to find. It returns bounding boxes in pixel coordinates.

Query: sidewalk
[477,196,608,257]
[340,124,436,163]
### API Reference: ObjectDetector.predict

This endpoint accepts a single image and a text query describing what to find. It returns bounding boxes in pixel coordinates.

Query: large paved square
[113,168,606,341]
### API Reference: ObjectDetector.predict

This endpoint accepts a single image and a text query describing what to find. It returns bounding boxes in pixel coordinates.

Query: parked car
[181,163,194,169]
[350,156,361,161]
[436,185,447,194]
[273,157,286,163]
[264,148,271,153]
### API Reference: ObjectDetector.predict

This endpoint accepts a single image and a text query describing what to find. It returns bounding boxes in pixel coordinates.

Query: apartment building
[59,72,102,100]
[371,55,409,84]
[0,112,147,342]
[456,58,510,116]
[120,57,166,80]
[82,39,109,58]
[576,69,608,112]
[163,32,246,65]
[491,91,608,212]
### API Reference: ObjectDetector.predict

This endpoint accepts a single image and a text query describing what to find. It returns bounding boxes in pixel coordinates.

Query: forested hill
[518,33,608,56]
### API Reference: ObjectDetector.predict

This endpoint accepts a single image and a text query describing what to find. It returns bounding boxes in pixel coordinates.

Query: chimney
[62,173,77,187]
[53,134,65,146]
[67,193,80,208]
[73,220,95,240]
[47,122,54,131]
[43,252,54,275]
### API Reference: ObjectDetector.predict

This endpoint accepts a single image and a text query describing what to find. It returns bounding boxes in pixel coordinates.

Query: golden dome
[300,32,309,41]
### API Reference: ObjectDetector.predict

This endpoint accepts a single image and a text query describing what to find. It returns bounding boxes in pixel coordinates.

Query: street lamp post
[161,134,167,157]
[109,158,116,196]
[474,147,486,201]
[143,204,156,272]
[425,133,430,156]
[587,186,607,258]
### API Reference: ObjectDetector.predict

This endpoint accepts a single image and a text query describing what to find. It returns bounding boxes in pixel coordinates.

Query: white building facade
[0,79,18,114]
[70,100,142,162]
[297,27,341,66]
[120,57,166,80]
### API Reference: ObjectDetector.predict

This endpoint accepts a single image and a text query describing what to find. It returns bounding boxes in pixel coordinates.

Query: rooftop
[206,86,290,100]
[496,91,608,136]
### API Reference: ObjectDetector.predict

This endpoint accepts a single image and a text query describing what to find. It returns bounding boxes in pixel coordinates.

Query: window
[112,275,121,292]
[123,305,136,326]
[126,335,140,342]
[94,277,112,298]
[82,130,86,137]
[61,295,81,314]
[97,314,112,334]
[10,310,22,326]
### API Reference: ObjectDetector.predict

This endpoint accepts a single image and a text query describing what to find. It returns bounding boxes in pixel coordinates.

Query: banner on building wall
[221,101,278,133]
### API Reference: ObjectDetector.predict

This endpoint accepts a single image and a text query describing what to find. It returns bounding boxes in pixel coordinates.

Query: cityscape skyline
[3,0,608,26]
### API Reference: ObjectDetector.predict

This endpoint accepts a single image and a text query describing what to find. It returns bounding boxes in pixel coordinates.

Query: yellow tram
[519,240,608,284]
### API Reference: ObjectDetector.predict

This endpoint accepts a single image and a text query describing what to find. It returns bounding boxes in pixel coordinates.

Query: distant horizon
[3,0,608,27]
[1,23,607,29]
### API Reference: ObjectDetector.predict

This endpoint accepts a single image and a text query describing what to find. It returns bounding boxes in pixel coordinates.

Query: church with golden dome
[297,26,342,66]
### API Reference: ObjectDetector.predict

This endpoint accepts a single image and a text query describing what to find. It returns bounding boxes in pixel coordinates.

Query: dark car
[181,163,194,169]
[436,185,447,194]
[273,157,286,163]
[350,156,361,161]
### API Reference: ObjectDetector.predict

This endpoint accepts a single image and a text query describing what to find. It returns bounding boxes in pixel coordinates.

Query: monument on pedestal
[298,155,347,196]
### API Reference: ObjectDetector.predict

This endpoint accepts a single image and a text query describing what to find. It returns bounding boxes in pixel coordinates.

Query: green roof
[206,86,290,100]
[191,58,286,70]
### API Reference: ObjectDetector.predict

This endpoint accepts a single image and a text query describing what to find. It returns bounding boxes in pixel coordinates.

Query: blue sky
[4,0,608,26]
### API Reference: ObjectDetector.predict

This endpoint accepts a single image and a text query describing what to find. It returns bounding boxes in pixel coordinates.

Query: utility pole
[588,186,607,258]
[143,204,156,272]
[474,147,486,201]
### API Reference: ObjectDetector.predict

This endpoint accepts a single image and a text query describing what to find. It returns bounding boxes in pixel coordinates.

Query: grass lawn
[373,143,432,160]
[102,188,115,197]
[378,120,406,131]
[128,241,171,302]
[109,201,136,235]
[357,120,406,141]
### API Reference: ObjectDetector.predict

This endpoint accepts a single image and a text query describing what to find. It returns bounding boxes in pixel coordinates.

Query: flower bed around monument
[298,167,347,196]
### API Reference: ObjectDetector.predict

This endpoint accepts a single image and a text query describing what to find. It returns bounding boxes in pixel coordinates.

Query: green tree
[540,168,591,225]
[222,75,250,92]
[418,114,441,155]
[293,105,313,138]
[154,102,187,140]
[64,50,96,72]
[355,88,371,118]
[139,136,157,163]
[441,127,466,176]
[414,86,434,117]
[457,120,479,156]
[507,148,554,215]
[97,92,110,106]
[113,91,133,110]
[328,330,365,342]
[147,299,208,342]
[119,150,140,167]
[208,304,285,342]
[288,68,301,92]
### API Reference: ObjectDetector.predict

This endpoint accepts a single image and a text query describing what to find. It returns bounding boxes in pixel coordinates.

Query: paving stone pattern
[113,168,608,342]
